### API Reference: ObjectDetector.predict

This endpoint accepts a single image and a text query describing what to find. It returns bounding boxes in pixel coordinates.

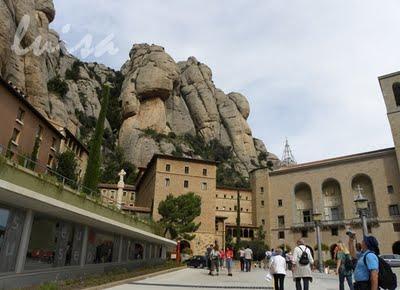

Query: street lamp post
[313,212,323,273]
[354,184,369,236]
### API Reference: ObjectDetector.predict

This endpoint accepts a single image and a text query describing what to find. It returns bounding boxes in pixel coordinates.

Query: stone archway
[294,183,313,224]
[351,174,377,217]
[322,179,344,221]
[393,241,400,255]
[180,240,191,253]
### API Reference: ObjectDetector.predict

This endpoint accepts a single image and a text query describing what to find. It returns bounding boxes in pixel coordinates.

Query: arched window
[321,179,343,221]
[392,82,400,106]
[294,183,313,223]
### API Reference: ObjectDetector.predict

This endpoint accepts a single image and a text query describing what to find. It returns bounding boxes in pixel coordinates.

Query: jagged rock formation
[0,0,117,139]
[0,0,279,179]
[119,44,278,175]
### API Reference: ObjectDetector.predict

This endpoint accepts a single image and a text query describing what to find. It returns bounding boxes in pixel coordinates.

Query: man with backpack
[292,239,314,290]
[348,234,397,290]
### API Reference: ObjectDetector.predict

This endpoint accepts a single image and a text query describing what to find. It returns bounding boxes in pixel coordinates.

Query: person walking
[219,248,225,269]
[211,244,220,276]
[348,235,379,290]
[269,248,287,290]
[225,246,234,276]
[239,247,245,271]
[335,242,354,290]
[206,244,213,275]
[244,245,253,272]
[292,239,314,290]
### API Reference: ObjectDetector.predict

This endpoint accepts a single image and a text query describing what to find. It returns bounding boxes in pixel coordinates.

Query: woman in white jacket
[269,248,287,290]
[292,239,314,290]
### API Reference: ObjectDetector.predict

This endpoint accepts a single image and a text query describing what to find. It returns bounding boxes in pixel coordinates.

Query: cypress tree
[236,190,241,245]
[82,85,110,194]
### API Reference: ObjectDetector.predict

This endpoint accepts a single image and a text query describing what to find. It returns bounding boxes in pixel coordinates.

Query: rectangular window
[201,182,207,190]
[234,206,237,211]
[278,199,283,207]
[165,164,171,172]
[25,215,85,269]
[47,155,54,168]
[261,200,265,207]
[260,187,264,193]
[262,219,265,225]
[203,169,207,176]
[51,137,57,150]
[303,210,312,223]
[331,207,340,221]
[278,216,285,228]
[85,228,115,264]
[123,191,127,197]
[16,108,25,123]
[278,231,285,239]
[301,230,308,238]
[388,185,394,194]
[389,204,400,216]
[37,125,43,139]
[11,128,21,144]
[184,166,189,174]
[393,223,400,232]
[165,178,170,187]
[331,227,339,236]
[184,180,189,188]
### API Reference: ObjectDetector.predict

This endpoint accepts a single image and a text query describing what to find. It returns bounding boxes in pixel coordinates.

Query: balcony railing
[0,144,98,198]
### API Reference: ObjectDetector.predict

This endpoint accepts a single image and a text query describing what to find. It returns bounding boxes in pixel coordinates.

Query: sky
[51,0,400,163]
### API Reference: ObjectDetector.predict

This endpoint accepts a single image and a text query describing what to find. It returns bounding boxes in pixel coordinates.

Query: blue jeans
[339,273,354,290]
[244,259,252,272]
[226,258,233,274]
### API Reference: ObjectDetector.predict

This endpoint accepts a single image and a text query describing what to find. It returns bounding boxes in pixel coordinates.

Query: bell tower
[379,71,400,169]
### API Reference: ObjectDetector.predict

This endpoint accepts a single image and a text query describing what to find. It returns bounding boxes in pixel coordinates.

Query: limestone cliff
[0,0,279,182]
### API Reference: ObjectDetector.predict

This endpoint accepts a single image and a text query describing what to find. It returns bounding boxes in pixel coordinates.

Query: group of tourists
[205,243,253,276]
[266,233,397,290]
[204,233,397,290]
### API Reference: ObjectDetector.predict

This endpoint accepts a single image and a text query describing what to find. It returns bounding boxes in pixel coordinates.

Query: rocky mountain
[0,0,279,184]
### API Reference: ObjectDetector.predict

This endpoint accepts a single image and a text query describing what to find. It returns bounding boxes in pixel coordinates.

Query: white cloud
[52,0,400,162]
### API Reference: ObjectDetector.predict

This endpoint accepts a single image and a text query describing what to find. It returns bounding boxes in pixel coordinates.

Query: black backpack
[364,252,397,290]
[343,254,354,272]
[298,247,310,265]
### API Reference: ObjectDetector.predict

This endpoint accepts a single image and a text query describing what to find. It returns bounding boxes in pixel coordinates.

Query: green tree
[47,76,69,98]
[82,85,110,194]
[256,225,266,241]
[158,192,202,240]
[101,146,137,184]
[27,136,41,170]
[56,151,77,184]
[236,190,241,244]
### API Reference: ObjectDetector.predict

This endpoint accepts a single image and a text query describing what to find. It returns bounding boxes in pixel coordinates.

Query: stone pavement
[108,266,341,290]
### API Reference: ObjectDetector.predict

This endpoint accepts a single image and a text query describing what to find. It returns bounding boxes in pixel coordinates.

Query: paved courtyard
[108,267,340,290]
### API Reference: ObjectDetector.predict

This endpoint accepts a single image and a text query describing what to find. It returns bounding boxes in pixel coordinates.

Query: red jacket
[225,249,234,259]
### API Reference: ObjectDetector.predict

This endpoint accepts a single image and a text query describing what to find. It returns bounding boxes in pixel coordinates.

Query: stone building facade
[134,70,400,257]
[0,78,63,172]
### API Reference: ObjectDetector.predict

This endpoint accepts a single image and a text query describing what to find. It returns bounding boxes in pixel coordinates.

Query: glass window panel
[0,206,25,273]
[85,229,115,264]
[25,215,82,269]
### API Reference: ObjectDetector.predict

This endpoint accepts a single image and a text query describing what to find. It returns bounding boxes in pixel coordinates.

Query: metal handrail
[0,144,98,198]
[0,144,156,229]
